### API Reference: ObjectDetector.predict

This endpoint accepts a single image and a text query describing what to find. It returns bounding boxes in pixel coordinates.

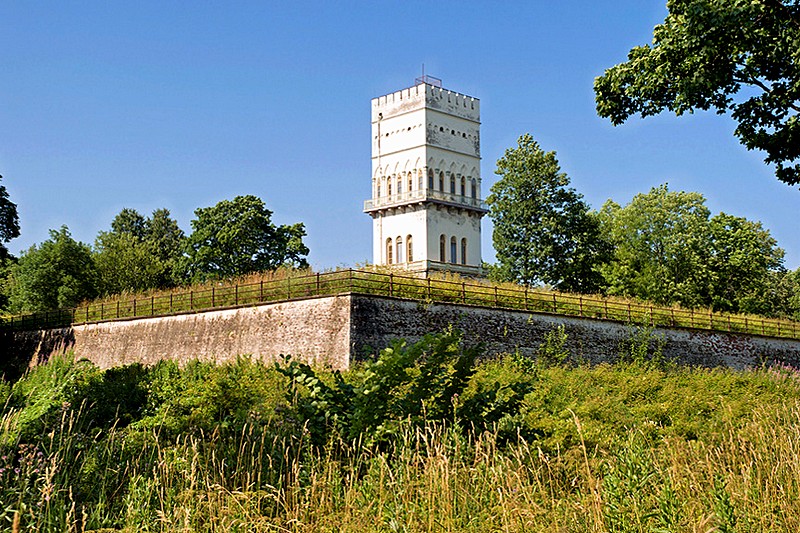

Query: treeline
[487,134,800,319]
[0,183,309,313]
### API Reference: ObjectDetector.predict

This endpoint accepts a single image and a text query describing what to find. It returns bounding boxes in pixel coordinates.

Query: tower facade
[364,77,487,275]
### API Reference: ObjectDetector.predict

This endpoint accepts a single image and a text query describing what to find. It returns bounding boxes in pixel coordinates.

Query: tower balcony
[364,189,488,214]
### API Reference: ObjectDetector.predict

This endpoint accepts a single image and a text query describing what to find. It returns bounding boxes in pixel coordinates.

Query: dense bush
[2,329,800,531]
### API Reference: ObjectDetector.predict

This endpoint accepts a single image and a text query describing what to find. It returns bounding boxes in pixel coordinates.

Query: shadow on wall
[0,328,76,382]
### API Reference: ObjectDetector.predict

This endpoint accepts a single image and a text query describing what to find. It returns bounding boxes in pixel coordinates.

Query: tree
[0,175,20,260]
[110,207,147,239]
[708,212,785,314]
[94,232,163,295]
[145,208,186,287]
[486,134,610,292]
[9,226,99,312]
[597,184,787,312]
[183,195,309,281]
[594,0,800,184]
[0,175,20,309]
[598,185,712,307]
[94,208,186,294]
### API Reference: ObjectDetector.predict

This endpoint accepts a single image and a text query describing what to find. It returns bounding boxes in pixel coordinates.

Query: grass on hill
[2,327,800,531]
[5,266,800,342]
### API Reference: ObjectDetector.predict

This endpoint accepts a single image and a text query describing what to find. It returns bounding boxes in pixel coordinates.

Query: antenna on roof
[415,64,442,88]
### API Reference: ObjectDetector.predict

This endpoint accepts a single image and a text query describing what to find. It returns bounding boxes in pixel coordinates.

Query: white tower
[364,76,486,275]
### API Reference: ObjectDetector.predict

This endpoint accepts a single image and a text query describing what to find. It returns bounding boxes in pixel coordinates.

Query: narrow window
[450,176,456,194]
[388,180,392,197]
[461,238,467,265]
[408,175,413,192]
[407,235,413,262]
[418,171,423,191]
[396,236,403,263]
[471,178,477,199]
[428,169,434,189]
[450,237,457,264]
[439,235,446,262]
[386,238,393,265]
[397,176,402,194]
[439,172,445,191]
[460,177,466,196]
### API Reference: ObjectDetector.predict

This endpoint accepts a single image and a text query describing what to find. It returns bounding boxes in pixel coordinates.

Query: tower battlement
[367,77,486,276]
[371,83,480,123]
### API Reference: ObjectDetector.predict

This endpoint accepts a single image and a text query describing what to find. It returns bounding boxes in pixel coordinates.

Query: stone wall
[3,293,800,375]
[350,295,800,369]
[2,296,352,374]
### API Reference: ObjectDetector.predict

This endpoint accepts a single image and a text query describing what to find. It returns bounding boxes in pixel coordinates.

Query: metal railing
[2,269,799,341]
[364,190,487,211]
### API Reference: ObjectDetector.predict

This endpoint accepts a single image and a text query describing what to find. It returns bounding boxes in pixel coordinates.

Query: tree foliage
[487,134,609,292]
[595,0,800,184]
[598,185,713,307]
[0,176,20,310]
[0,175,20,260]
[95,208,185,294]
[9,226,99,312]
[598,184,787,313]
[708,212,785,314]
[183,195,309,281]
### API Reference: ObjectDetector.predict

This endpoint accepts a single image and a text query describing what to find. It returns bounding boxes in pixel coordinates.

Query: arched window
[461,238,467,265]
[386,238,393,265]
[439,235,446,262]
[460,177,466,196]
[418,171,423,191]
[450,237,457,264]
[428,169,434,189]
[407,235,413,262]
[396,236,403,263]
[471,178,477,199]
[387,180,392,197]
[450,176,456,194]
[397,176,402,194]
[376,181,381,198]
[439,172,445,191]
[408,174,413,192]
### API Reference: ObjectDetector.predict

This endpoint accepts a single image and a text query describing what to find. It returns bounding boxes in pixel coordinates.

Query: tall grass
[2,345,800,531]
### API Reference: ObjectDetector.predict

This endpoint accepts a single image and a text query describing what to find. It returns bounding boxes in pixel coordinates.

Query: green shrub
[458,353,537,440]
[278,328,479,446]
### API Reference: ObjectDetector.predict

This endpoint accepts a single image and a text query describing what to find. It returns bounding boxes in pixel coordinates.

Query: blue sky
[2,1,798,269]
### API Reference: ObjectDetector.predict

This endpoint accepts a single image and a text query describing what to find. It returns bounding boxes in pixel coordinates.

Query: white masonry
[364,76,487,275]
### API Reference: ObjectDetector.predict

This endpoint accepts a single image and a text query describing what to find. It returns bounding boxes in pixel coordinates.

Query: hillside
[2,329,799,531]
